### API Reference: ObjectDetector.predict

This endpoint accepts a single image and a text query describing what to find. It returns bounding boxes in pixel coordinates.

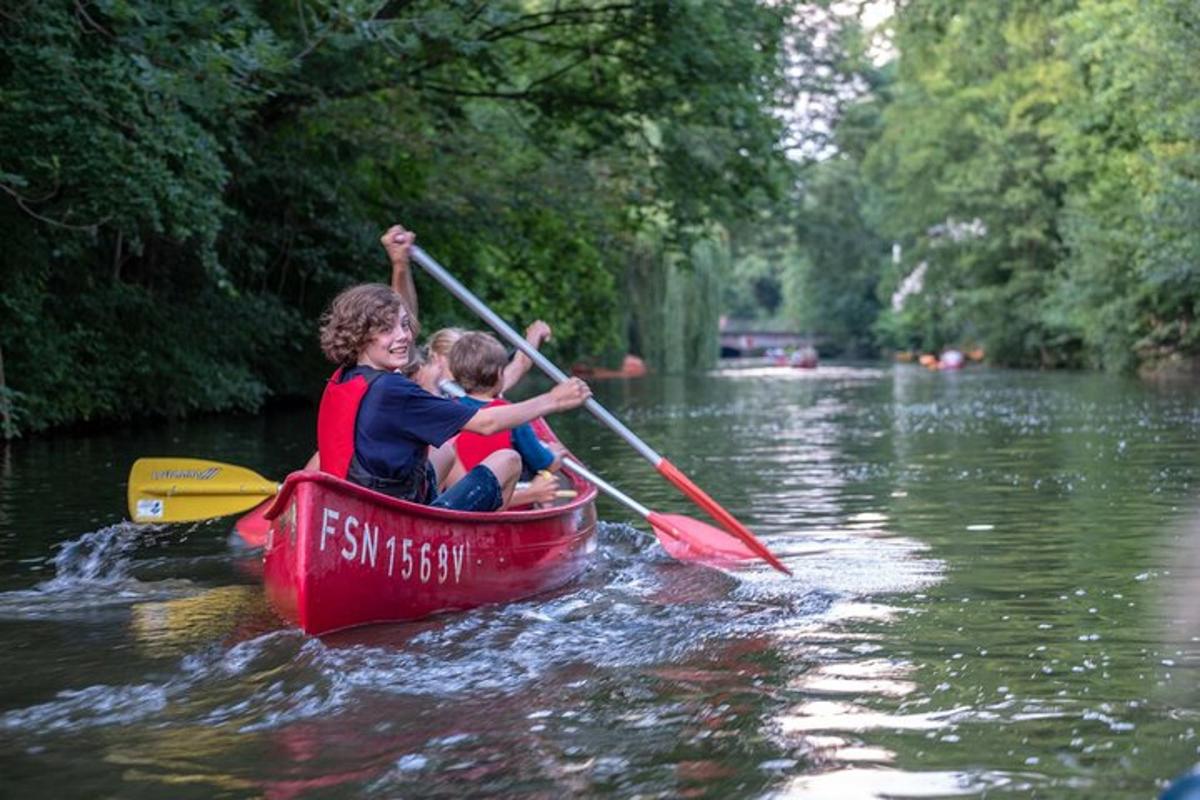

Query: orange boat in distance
[570,354,648,380]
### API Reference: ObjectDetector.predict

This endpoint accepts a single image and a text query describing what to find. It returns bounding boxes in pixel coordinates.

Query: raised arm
[462,377,591,435]
[501,320,552,394]
[380,224,419,324]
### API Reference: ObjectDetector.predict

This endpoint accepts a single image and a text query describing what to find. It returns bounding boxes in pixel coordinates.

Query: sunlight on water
[0,366,1198,796]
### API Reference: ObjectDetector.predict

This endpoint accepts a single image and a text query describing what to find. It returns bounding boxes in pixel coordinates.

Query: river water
[1,364,1198,798]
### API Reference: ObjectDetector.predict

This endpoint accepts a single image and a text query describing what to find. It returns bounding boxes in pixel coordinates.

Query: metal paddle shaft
[562,457,650,518]
[409,245,791,575]
[562,457,758,566]
[410,246,660,465]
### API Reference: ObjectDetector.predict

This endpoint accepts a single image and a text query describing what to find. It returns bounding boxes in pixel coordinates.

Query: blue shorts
[429,464,504,512]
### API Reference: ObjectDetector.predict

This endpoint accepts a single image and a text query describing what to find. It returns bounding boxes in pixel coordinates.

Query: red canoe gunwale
[260,468,599,635]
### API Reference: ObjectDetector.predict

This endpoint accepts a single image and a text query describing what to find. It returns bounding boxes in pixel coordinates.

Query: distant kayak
[571,354,648,380]
[789,346,818,369]
[914,349,969,371]
[939,349,965,370]
[770,346,818,369]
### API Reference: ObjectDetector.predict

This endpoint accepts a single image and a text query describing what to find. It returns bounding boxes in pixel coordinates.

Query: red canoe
[260,469,598,635]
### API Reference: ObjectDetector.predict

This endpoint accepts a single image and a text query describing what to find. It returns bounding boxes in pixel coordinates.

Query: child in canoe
[316,284,591,512]
[410,321,552,398]
[447,332,569,506]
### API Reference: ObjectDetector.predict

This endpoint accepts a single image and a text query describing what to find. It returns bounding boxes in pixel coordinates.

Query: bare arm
[501,320,551,394]
[380,224,419,323]
[462,377,591,435]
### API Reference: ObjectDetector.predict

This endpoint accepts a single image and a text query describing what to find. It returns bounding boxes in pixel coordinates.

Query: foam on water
[0,523,208,619]
[0,516,911,740]
[44,522,146,586]
[0,682,169,733]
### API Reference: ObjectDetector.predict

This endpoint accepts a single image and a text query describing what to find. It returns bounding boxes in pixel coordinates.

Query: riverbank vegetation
[3,2,1198,437]
[744,0,1199,371]
[0,1,802,436]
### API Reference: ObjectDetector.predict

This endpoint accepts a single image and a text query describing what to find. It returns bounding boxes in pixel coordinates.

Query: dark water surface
[1,365,1198,798]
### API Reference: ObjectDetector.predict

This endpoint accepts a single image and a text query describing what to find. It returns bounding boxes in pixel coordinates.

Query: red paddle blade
[656,459,792,575]
[234,500,272,548]
[647,512,762,567]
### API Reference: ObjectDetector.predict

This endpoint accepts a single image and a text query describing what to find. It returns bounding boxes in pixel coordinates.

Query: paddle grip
[656,458,792,576]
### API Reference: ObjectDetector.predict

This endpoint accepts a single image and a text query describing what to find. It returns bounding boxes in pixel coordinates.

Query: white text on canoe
[320,507,466,584]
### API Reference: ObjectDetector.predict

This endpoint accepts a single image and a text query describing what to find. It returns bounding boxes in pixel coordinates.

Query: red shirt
[454,398,514,471]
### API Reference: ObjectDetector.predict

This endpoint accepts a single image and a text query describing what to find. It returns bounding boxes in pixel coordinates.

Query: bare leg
[479,450,522,508]
[442,459,466,491]
[429,440,458,489]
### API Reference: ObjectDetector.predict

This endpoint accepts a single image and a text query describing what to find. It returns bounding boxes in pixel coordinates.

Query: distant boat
[939,349,965,370]
[789,346,819,369]
[916,350,967,371]
[570,354,648,380]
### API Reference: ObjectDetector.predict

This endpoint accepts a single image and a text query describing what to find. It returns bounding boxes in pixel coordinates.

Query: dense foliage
[7,2,1194,436]
[734,1,1199,372]
[0,0,800,436]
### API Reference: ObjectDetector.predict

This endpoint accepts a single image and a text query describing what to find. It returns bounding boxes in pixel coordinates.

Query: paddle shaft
[138,483,277,497]
[562,457,650,519]
[411,246,660,466]
[409,245,791,575]
[563,457,751,561]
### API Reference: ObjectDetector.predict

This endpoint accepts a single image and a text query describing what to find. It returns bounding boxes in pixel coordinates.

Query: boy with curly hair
[315,263,590,513]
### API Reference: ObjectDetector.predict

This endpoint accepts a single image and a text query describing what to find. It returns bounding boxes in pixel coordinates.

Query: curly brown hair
[448,331,507,394]
[319,284,418,366]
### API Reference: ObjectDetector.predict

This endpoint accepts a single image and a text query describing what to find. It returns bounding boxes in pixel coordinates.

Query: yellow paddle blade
[127,458,279,523]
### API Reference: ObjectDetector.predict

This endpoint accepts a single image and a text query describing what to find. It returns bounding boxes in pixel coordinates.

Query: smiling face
[358,307,414,372]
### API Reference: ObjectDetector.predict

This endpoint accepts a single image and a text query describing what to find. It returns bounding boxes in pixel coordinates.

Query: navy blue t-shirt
[344,366,478,485]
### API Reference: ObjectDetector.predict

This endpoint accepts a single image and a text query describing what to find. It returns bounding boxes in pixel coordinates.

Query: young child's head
[319,283,418,369]
[424,327,465,385]
[448,331,508,396]
[401,343,428,380]
[426,328,466,359]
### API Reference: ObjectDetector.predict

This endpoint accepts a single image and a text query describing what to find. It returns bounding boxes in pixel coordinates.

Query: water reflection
[0,366,1198,796]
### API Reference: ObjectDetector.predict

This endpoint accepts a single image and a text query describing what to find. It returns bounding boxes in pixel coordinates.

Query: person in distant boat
[446,332,568,506]
[316,282,591,511]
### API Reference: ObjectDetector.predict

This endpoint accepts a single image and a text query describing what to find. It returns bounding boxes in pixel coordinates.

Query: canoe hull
[262,471,597,635]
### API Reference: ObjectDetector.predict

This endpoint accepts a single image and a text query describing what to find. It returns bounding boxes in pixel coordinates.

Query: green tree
[1047,0,1200,371]
[864,1,1076,365]
[0,0,802,434]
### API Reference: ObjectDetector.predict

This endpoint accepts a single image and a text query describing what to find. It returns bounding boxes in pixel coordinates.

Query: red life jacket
[316,367,434,502]
[454,398,513,471]
[316,367,373,479]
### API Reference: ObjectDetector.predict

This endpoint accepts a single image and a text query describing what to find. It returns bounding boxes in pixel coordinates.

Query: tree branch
[73,0,116,40]
[478,3,637,43]
[0,182,109,232]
